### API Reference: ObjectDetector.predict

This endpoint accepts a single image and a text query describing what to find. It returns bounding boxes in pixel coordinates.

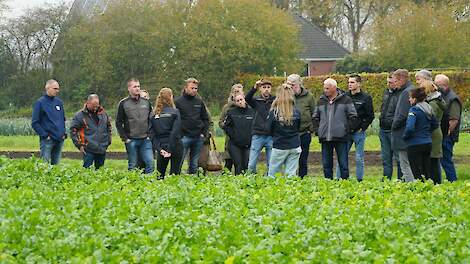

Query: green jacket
[427,92,446,158]
[295,87,316,134]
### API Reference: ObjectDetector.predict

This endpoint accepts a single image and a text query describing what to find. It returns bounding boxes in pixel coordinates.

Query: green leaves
[0,157,470,262]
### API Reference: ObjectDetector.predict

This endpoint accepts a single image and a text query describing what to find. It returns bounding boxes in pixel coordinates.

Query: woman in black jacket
[223,94,255,175]
[150,88,183,179]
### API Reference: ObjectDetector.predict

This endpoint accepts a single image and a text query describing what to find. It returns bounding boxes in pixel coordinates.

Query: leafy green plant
[0,157,469,263]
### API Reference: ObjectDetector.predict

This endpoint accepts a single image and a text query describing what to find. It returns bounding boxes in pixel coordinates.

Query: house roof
[292,15,349,61]
[68,1,349,61]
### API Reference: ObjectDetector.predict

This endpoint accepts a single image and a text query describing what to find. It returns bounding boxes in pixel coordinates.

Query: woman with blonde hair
[219,84,244,172]
[150,88,183,179]
[267,84,301,178]
[421,80,446,184]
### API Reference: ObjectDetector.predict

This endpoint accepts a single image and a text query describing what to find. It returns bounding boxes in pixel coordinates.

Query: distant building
[68,1,349,76]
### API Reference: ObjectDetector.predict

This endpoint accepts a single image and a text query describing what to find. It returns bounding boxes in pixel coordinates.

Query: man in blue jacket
[32,79,66,165]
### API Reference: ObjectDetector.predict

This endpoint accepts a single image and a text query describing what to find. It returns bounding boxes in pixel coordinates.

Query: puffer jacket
[313,90,358,142]
[70,105,112,154]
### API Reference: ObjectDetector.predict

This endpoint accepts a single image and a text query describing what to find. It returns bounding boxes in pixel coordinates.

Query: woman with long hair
[421,80,446,184]
[150,88,183,179]
[219,84,244,172]
[267,84,301,178]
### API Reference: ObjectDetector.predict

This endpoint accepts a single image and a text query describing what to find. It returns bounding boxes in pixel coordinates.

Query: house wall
[307,61,336,76]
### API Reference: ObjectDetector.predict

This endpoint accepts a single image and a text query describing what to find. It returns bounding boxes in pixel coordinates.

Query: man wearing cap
[246,79,276,174]
[286,74,316,178]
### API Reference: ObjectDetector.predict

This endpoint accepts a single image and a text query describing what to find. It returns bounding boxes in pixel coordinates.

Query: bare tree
[1,3,68,73]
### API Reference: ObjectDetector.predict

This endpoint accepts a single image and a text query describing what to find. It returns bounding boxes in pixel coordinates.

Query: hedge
[236,70,470,110]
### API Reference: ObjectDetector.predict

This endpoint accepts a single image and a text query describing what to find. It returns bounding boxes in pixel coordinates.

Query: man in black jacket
[379,74,403,180]
[245,79,275,174]
[71,94,112,169]
[175,78,210,174]
[116,78,154,174]
[335,75,374,182]
[435,74,462,182]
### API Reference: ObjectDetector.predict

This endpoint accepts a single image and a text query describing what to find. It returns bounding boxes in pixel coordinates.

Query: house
[292,15,350,76]
[68,1,349,76]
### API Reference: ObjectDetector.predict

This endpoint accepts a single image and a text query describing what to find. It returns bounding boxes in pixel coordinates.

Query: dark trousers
[321,141,349,179]
[83,152,106,169]
[298,133,311,178]
[407,144,432,182]
[441,137,457,182]
[156,145,183,179]
[429,158,442,184]
[228,142,249,175]
[379,129,403,180]
[225,159,233,171]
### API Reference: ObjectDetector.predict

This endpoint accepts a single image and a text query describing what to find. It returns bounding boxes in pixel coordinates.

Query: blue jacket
[403,102,438,147]
[267,108,301,150]
[32,95,66,141]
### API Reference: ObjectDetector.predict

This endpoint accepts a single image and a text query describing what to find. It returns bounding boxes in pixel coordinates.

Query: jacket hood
[416,102,434,119]
[296,87,308,97]
[427,91,446,111]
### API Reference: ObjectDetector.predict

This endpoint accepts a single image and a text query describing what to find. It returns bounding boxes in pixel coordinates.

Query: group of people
[31,69,462,183]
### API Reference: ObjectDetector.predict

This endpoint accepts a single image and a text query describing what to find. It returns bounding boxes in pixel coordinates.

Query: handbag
[206,137,223,171]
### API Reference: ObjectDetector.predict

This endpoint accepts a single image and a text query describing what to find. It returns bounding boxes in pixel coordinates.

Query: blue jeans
[268,147,301,178]
[298,133,311,178]
[125,138,154,174]
[336,131,365,181]
[321,141,349,179]
[248,135,273,174]
[180,136,204,174]
[379,129,402,180]
[39,137,64,165]
[83,152,106,169]
[441,136,457,182]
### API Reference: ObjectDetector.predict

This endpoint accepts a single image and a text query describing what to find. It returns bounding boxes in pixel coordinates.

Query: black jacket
[379,87,403,131]
[116,96,152,141]
[245,87,276,135]
[441,88,462,142]
[70,106,112,154]
[223,106,255,148]
[348,91,374,132]
[268,108,301,150]
[150,107,182,154]
[175,93,210,138]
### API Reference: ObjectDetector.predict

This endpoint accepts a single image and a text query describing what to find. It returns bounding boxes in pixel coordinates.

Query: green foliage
[1,157,470,262]
[238,70,470,110]
[334,53,381,74]
[53,0,302,109]
[371,2,470,70]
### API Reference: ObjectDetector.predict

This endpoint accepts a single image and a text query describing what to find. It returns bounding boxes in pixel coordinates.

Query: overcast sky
[4,0,74,18]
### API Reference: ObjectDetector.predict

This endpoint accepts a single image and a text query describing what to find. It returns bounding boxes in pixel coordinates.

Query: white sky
[4,0,74,18]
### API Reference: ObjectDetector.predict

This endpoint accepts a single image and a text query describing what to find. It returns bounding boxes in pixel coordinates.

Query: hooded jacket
[70,105,112,154]
[403,102,438,147]
[245,87,276,135]
[313,90,358,142]
[426,91,446,158]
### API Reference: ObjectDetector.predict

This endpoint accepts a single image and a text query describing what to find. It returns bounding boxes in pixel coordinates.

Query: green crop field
[1,157,470,263]
[1,134,469,156]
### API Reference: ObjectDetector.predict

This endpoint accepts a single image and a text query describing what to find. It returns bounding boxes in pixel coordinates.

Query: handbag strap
[210,136,217,151]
